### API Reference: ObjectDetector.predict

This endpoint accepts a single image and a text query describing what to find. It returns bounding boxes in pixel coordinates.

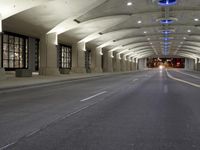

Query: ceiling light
[157,17,178,25]
[147,38,150,40]
[144,31,147,34]
[187,29,191,33]
[158,0,177,6]
[194,18,199,22]
[160,19,174,24]
[183,37,186,40]
[127,2,132,6]
[137,20,142,24]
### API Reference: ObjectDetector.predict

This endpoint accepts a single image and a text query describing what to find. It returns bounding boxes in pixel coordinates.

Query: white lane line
[174,70,200,79]
[166,70,200,88]
[133,78,139,82]
[0,101,101,150]
[80,91,107,102]
[26,129,41,138]
[0,142,16,150]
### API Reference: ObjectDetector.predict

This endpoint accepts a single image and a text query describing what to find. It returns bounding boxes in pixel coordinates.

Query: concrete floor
[0,69,200,150]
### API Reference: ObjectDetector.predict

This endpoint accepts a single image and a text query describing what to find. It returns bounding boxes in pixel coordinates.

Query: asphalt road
[0,69,200,150]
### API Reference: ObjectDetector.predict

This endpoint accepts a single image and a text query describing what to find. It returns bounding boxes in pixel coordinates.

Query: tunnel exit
[147,58,185,68]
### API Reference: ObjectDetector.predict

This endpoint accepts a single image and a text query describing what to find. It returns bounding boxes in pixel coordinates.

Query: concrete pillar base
[92,67,103,73]
[71,67,87,73]
[39,67,60,76]
[0,68,6,80]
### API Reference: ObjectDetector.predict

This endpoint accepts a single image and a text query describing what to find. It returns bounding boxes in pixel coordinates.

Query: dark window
[59,44,72,69]
[85,49,91,72]
[2,32,28,71]
[35,39,40,71]
[101,55,104,69]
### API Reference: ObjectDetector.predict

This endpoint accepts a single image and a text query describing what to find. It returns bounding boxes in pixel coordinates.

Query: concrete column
[185,58,195,71]
[114,53,121,72]
[121,55,127,72]
[126,57,131,71]
[28,38,36,72]
[194,58,200,71]
[39,33,60,76]
[132,62,137,71]
[138,58,147,70]
[103,51,113,72]
[197,58,200,71]
[130,59,133,71]
[91,47,103,73]
[71,42,86,73]
[0,32,6,80]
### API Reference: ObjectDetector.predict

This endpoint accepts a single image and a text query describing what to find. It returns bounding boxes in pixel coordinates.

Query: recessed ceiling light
[147,38,150,40]
[144,31,147,34]
[187,29,191,33]
[194,18,199,22]
[137,20,142,24]
[127,2,132,6]
[183,37,186,40]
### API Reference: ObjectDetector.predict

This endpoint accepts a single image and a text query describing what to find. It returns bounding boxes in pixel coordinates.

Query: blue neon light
[158,0,176,6]
[162,37,173,41]
[160,19,174,24]
[162,30,171,34]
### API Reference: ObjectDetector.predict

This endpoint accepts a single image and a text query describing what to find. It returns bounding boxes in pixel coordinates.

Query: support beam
[91,47,103,73]
[71,42,87,73]
[103,51,113,72]
[121,55,127,72]
[28,38,37,72]
[115,53,121,72]
[196,58,200,71]
[131,58,138,71]
[194,58,200,71]
[39,33,60,76]
[138,58,147,70]
[185,58,195,71]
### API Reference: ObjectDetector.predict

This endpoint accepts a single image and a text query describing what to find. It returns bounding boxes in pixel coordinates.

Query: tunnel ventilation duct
[158,0,176,6]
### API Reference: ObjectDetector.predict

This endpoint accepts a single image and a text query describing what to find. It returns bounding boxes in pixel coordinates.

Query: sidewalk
[0,71,135,90]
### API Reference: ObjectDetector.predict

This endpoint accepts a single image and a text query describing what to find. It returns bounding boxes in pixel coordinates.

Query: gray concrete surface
[0,69,200,150]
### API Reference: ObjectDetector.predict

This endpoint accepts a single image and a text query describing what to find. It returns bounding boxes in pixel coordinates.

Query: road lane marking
[174,70,200,79]
[80,91,107,102]
[132,78,139,82]
[0,142,16,150]
[0,101,101,150]
[26,129,41,137]
[166,70,200,88]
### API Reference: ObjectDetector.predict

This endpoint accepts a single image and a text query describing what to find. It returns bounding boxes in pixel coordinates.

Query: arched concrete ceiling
[2,0,200,59]
[0,0,49,20]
